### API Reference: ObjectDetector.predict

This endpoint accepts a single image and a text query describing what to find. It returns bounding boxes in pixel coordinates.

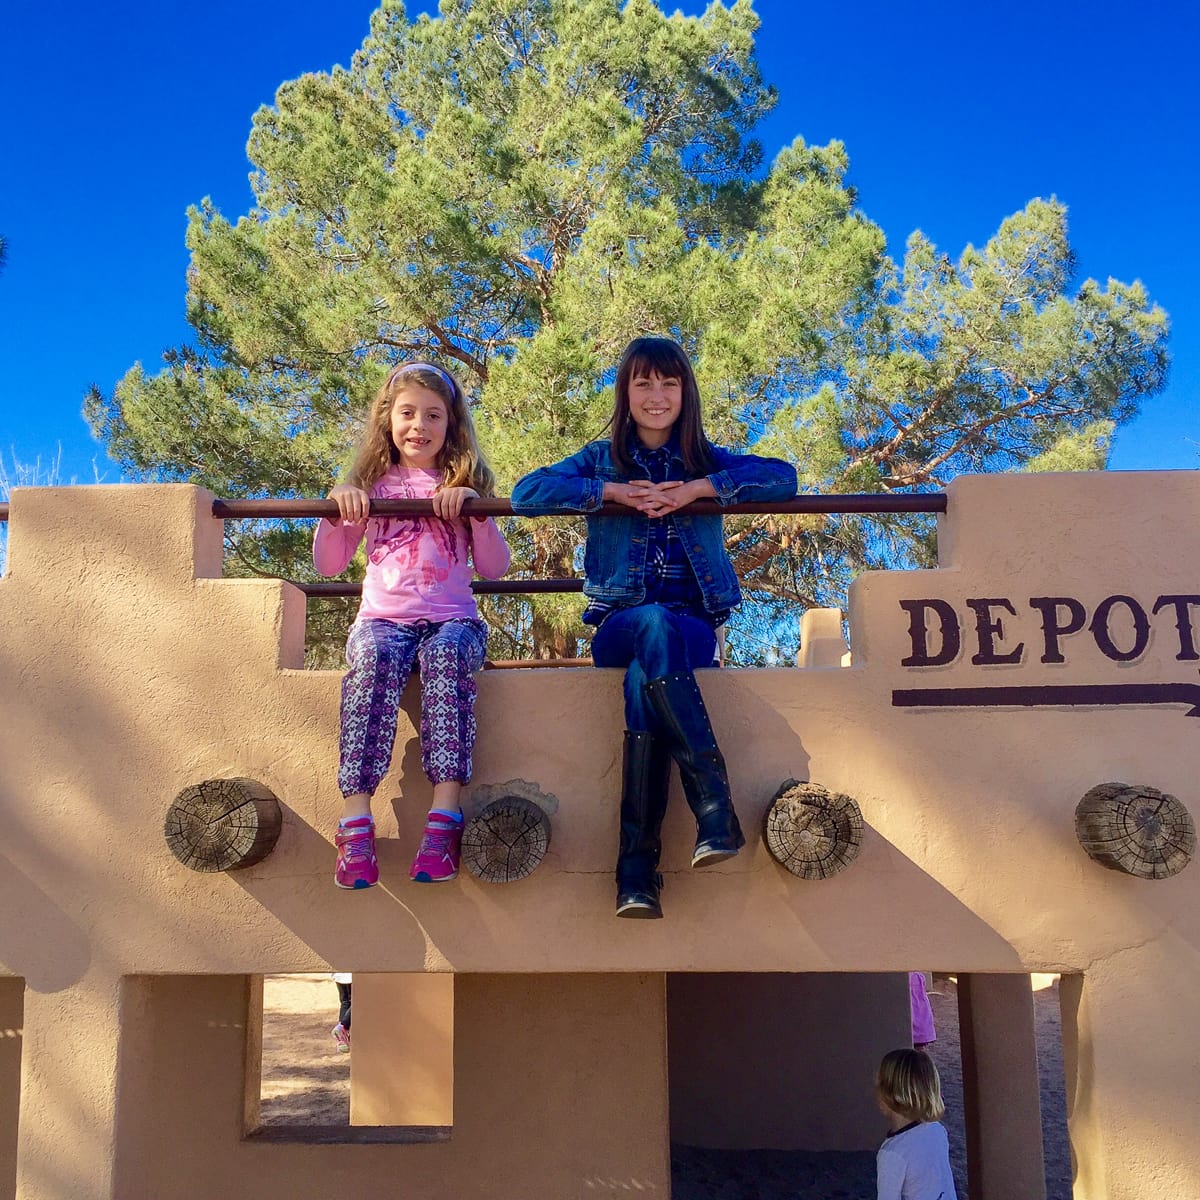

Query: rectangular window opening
[928,972,1072,1200]
[253,972,453,1145]
[1034,972,1073,1200]
[665,971,1073,1200]
[926,971,970,1199]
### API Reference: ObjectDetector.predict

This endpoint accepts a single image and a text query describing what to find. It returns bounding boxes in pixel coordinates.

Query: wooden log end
[164,777,283,872]
[462,795,551,884]
[1075,781,1195,879]
[762,779,864,880]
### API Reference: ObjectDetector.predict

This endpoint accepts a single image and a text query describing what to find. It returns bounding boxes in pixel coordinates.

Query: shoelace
[341,832,374,864]
[421,827,453,855]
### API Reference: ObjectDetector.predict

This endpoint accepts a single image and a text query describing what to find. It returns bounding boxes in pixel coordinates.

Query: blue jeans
[590,605,717,732]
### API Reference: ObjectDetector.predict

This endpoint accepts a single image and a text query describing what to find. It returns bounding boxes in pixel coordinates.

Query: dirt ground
[261,973,1071,1198]
[261,974,351,1125]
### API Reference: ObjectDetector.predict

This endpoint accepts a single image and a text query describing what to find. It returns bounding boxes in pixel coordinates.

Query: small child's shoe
[335,817,379,889]
[410,811,464,883]
[331,1023,351,1053]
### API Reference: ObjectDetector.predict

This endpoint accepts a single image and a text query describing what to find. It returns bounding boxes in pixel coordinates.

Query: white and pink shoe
[409,811,463,883]
[334,817,379,889]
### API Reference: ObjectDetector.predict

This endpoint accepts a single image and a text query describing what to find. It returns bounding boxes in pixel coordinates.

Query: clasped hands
[603,478,714,518]
[327,483,483,523]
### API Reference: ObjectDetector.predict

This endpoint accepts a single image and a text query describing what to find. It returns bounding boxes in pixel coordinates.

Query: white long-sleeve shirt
[876,1121,958,1200]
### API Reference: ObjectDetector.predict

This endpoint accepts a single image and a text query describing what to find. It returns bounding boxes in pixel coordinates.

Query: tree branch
[420,314,490,383]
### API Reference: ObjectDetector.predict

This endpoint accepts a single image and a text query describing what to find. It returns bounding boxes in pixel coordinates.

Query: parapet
[1,473,1198,977]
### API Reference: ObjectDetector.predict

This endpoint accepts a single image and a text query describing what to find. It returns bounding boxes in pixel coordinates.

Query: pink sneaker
[410,812,464,883]
[334,817,379,889]
[331,1023,351,1053]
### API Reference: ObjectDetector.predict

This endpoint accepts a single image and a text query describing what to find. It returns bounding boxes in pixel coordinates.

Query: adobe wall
[0,982,19,1198]
[109,973,668,1200]
[1,472,1198,1198]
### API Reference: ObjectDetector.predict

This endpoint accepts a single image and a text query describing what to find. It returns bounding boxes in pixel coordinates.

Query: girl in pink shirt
[314,363,510,888]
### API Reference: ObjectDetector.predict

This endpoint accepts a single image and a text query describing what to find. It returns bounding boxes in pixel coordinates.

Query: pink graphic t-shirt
[313,466,511,625]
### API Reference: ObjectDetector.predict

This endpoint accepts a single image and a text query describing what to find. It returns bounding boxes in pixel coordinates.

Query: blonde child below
[875,1048,958,1200]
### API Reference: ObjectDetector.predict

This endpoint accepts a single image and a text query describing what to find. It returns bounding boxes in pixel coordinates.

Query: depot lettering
[900,595,1200,667]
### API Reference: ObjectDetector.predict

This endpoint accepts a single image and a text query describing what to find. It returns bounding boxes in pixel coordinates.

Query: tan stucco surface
[2,472,1199,1197]
[349,973,455,1127]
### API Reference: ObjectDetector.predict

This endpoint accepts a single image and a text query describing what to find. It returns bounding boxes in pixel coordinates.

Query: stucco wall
[1,472,1199,1197]
[108,973,668,1200]
[0,980,20,1200]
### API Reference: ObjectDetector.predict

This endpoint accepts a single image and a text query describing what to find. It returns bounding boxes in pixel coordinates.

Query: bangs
[621,337,690,381]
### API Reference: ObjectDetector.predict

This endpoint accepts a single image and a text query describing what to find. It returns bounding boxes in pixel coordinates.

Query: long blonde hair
[347,363,496,496]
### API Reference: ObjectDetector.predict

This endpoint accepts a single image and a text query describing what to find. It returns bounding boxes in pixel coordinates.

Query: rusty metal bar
[0,493,946,524]
[239,494,943,598]
[301,579,583,597]
[483,657,593,670]
[211,493,946,519]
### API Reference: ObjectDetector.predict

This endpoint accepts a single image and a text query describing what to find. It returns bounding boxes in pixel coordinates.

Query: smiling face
[389,385,449,469]
[627,369,683,448]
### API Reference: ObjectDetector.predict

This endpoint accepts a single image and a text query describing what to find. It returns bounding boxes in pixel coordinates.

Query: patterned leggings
[338,617,489,797]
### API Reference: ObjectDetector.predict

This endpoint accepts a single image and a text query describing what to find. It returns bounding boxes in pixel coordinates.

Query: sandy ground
[261,973,1071,1198]
[261,974,351,1125]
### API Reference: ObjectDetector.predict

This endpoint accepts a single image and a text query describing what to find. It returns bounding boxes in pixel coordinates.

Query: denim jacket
[510,438,798,613]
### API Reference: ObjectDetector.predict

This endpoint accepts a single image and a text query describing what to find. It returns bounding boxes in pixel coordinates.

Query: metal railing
[211,494,946,597]
[2,492,945,595]
[0,492,946,528]
[1,491,945,666]
[209,494,946,520]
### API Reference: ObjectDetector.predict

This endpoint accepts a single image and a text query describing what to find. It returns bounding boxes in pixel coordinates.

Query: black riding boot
[644,671,745,867]
[615,730,672,918]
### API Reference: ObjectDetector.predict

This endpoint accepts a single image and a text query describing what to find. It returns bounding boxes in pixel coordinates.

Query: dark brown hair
[347,363,496,496]
[607,336,715,477]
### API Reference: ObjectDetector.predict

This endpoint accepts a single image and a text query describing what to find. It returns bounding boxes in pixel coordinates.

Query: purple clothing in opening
[909,972,936,1045]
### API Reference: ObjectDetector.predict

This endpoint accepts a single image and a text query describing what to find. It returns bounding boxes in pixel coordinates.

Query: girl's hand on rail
[609,477,710,516]
[603,480,660,512]
[328,484,371,524]
[638,480,684,516]
[623,478,717,517]
[432,486,480,519]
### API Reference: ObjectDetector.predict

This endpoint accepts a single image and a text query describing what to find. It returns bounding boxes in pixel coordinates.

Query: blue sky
[1,0,1197,487]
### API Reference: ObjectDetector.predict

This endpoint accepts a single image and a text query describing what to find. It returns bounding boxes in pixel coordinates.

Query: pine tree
[85,0,1168,662]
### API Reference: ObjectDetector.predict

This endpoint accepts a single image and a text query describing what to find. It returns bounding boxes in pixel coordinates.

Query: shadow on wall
[231,813,435,969]
[0,839,91,992]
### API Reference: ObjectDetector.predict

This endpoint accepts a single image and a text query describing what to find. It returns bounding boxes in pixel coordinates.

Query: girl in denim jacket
[511,336,797,918]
